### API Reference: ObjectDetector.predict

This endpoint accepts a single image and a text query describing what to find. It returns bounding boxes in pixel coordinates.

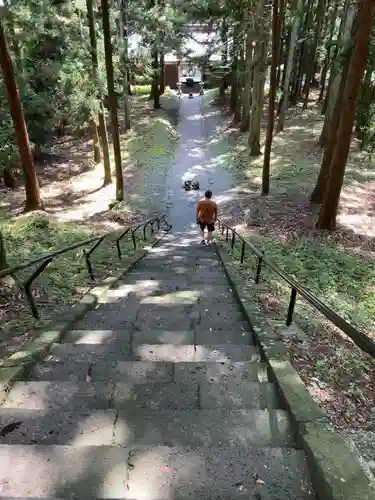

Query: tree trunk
[262,0,284,195]
[101,0,124,201]
[230,26,240,114]
[318,3,354,147]
[118,0,131,130]
[221,20,228,64]
[316,1,374,230]
[0,231,8,270]
[310,35,352,204]
[151,48,160,109]
[234,29,245,124]
[86,0,112,186]
[240,25,254,132]
[159,52,165,94]
[277,0,303,132]
[290,0,313,103]
[0,18,43,212]
[248,0,268,154]
[3,0,23,77]
[3,166,16,188]
[321,2,348,113]
[303,0,326,108]
[248,36,268,156]
[318,0,339,102]
[92,118,101,163]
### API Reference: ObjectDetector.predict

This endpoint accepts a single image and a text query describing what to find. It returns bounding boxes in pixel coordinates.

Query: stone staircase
[0,233,315,499]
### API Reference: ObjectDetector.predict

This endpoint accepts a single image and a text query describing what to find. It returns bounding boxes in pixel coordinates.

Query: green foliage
[0,210,157,330]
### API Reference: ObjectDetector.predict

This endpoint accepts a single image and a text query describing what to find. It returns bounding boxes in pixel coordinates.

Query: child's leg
[199,222,205,243]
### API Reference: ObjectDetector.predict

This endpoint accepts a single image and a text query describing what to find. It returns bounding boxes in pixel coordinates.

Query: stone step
[131,344,260,362]
[0,409,293,448]
[0,445,314,498]
[113,408,294,448]
[43,342,260,363]
[3,380,280,411]
[27,360,268,384]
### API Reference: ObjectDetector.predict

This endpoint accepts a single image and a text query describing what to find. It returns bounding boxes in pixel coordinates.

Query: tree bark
[92,118,101,163]
[86,0,112,186]
[310,35,352,204]
[234,28,245,124]
[151,48,160,109]
[0,231,8,270]
[221,20,228,64]
[230,25,240,114]
[118,0,131,130]
[291,0,314,103]
[319,1,354,146]
[316,1,375,230]
[318,0,339,102]
[248,0,268,155]
[159,52,165,94]
[240,24,254,132]
[248,36,268,156]
[303,0,326,108]
[102,0,124,201]
[277,0,303,132]
[0,18,43,212]
[262,0,284,195]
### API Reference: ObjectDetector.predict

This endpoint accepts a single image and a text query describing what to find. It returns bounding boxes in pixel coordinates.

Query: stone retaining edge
[0,230,169,405]
[215,241,374,500]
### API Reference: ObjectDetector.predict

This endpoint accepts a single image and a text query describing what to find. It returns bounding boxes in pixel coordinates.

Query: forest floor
[0,91,179,361]
[211,91,375,472]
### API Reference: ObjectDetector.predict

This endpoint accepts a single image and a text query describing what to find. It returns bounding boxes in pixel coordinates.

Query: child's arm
[196,201,201,219]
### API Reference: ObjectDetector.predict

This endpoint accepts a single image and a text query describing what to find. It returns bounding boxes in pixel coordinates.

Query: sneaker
[200,240,206,245]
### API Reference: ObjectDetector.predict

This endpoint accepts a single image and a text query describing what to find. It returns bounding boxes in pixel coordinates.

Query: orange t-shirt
[196,199,217,224]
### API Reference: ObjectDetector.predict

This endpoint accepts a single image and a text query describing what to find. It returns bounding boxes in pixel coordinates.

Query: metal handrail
[217,219,375,359]
[1,214,171,319]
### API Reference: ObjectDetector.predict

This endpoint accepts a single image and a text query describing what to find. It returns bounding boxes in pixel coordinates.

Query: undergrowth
[0,212,157,336]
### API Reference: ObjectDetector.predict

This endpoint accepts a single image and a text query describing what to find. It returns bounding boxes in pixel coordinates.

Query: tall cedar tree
[262,0,284,195]
[118,0,131,130]
[86,0,112,185]
[316,0,375,230]
[0,18,43,212]
[310,20,354,204]
[101,0,124,201]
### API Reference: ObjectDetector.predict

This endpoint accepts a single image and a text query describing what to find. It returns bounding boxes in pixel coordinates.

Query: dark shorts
[199,221,215,232]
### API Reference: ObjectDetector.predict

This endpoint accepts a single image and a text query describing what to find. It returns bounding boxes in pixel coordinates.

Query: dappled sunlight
[70,412,116,446]
[66,329,117,344]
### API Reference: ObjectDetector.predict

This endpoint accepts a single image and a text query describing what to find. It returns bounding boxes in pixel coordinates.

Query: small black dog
[184,180,200,191]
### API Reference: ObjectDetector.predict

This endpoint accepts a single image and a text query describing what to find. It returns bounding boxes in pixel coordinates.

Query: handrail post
[286,287,297,326]
[143,223,148,241]
[255,250,264,284]
[116,228,130,260]
[24,257,53,319]
[84,236,105,280]
[231,231,235,249]
[226,227,229,242]
[131,229,137,249]
[240,241,245,263]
